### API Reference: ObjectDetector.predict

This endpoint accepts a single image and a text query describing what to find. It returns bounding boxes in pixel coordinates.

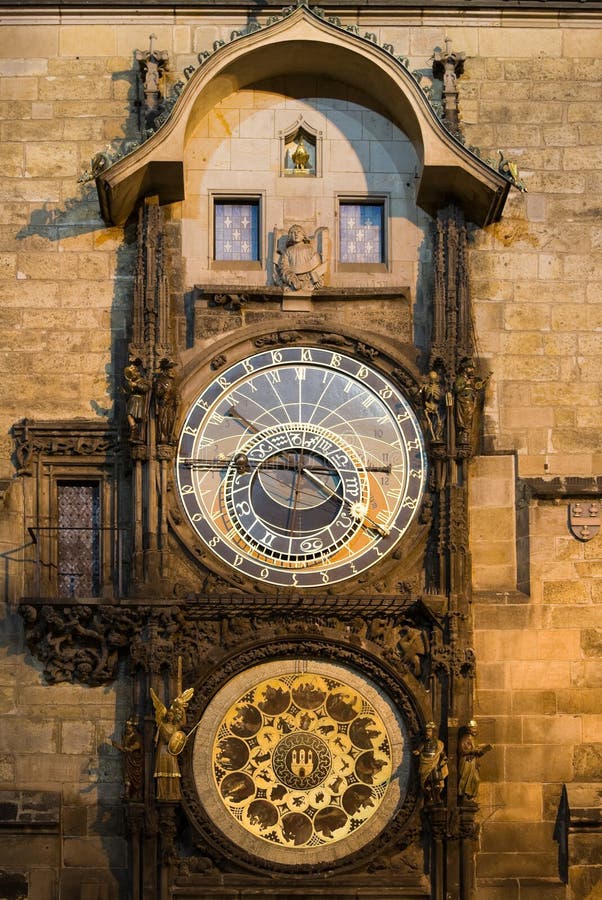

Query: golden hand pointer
[301,468,390,538]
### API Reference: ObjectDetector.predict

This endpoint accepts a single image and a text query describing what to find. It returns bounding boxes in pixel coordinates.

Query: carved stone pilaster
[430,205,490,462]
[458,801,480,900]
[158,804,179,864]
[124,195,182,590]
[424,804,447,900]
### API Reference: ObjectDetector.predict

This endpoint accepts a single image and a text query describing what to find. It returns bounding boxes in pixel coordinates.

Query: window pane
[58,482,101,598]
[214,201,259,261]
[339,203,384,263]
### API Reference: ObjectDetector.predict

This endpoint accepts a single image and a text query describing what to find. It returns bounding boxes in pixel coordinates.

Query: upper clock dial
[176,345,427,588]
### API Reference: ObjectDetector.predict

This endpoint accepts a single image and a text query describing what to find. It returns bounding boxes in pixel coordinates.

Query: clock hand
[180,456,391,475]
[301,468,390,539]
[288,431,305,535]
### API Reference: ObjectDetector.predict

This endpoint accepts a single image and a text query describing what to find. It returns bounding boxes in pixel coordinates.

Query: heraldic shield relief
[191,660,412,867]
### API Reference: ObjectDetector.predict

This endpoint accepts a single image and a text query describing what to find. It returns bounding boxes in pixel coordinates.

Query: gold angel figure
[291,140,309,171]
[150,686,194,801]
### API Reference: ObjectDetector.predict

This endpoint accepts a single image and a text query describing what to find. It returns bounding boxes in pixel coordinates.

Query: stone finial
[432,38,466,127]
[135,34,170,131]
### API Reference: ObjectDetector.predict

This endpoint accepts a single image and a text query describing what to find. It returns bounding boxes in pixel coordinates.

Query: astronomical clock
[16,7,510,899]
[175,345,427,589]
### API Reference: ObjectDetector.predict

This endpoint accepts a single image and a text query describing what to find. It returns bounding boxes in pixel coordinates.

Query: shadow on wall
[5,60,142,900]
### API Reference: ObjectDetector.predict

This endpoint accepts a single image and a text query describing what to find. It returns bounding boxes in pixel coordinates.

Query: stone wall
[0,8,601,898]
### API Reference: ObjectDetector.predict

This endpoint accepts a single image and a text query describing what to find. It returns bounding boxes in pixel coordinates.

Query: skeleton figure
[422,370,444,441]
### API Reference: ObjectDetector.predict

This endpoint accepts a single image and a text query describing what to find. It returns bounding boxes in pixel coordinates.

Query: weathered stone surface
[519,882,568,900]
[481,821,555,855]
[475,881,520,900]
[0,790,59,826]
[477,851,558,879]
[0,835,60,868]
[29,868,57,900]
[62,837,126,869]
[504,745,573,783]
[573,744,602,781]
[62,805,88,837]
[511,691,557,716]
[568,868,602,900]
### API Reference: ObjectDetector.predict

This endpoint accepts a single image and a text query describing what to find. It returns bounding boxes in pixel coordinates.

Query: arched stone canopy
[96,6,509,227]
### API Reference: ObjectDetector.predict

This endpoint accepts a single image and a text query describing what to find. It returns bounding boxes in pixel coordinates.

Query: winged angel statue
[150,686,194,801]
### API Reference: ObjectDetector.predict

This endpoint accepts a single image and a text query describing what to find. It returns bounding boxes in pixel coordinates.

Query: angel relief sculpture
[273,224,329,292]
[150,686,195,801]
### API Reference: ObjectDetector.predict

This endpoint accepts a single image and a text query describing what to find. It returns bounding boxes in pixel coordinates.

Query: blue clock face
[176,346,427,589]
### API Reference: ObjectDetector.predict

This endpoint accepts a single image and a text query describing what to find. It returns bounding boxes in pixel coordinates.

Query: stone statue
[124,359,151,443]
[398,622,427,678]
[413,721,448,803]
[457,719,493,801]
[111,718,144,801]
[421,370,445,441]
[275,224,327,291]
[454,357,490,442]
[154,358,180,444]
[150,686,194,801]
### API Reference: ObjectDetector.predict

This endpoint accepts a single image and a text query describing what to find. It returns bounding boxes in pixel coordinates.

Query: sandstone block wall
[0,8,601,897]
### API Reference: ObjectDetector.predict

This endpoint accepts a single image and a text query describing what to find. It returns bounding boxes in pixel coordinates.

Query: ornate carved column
[429,205,489,899]
[125,195,180,591]
[425,804,448,900]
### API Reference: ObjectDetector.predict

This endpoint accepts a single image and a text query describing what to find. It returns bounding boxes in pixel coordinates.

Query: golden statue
[150,685,194,801]
[413,721,448,804]
[291,140,309,171]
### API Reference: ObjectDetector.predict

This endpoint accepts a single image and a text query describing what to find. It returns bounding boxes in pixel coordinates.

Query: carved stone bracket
[194,284,410,306]
[20,603,143,685]
[12,419,118,477]
[17,596,466,690]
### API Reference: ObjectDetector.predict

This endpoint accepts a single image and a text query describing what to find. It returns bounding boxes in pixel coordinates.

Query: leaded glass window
[58,482,101,598]
[339,202,384,264]
[214,200,260,261]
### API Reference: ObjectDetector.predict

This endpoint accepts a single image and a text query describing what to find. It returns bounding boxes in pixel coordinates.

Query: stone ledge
[0,789,60,831]
[563,783,602,832]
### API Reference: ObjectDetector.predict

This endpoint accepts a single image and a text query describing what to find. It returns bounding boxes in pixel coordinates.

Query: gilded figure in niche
[291,139,310,170]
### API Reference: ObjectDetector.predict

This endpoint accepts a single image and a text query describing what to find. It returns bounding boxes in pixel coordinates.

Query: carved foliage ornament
[18,601,445,688]
[13,420,117,476]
